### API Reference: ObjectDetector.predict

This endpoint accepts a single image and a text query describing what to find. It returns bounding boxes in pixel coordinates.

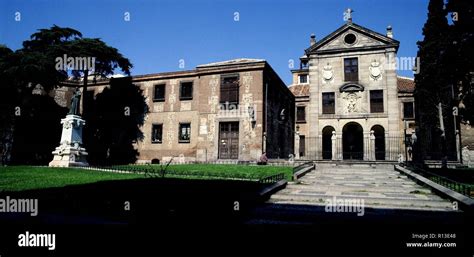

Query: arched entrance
[371,125,385,160]
[322,126,335,160]
[343,122,363,160]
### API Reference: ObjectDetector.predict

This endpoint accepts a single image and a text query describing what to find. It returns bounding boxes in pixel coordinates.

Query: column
[369,130,375,161]
[331,131,337,160]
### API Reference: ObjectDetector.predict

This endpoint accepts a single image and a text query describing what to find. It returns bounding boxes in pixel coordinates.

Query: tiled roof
[289,84,309,97]
[397,76,415,92]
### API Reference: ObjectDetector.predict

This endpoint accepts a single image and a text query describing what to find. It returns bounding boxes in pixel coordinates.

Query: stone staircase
[269,163,454,211]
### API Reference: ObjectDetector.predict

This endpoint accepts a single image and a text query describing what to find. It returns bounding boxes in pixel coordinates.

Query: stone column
[369,130,376,161]
[331,131,337,160]
[295,133,300,159]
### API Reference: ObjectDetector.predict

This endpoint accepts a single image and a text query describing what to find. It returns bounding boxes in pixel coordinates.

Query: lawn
[115,164,293,181]
[0,166,142,192]
[0,164,293,192]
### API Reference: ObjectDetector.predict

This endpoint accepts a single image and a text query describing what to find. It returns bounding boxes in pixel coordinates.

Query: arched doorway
[343,122,363,160]
[322,126,335,160]
[371,125,385,160]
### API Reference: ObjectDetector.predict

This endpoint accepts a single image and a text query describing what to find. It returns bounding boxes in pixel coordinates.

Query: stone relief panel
[369,59,383,81]
[322,63,334,84]
[341,92,362,114]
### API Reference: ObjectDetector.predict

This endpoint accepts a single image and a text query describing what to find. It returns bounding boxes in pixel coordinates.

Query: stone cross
[344,8,354,23]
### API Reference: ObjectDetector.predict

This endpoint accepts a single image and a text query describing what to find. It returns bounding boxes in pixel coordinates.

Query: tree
[414,0,457,161]
[0,26,133,165]
[446,0,474,124]
[85,77,149,165]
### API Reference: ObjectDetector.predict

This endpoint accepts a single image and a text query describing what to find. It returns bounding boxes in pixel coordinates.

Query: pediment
[340,83,364,92]
[305,23,399,55]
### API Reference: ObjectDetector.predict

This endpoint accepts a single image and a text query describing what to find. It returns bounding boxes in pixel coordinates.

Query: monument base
[49,114,89,167]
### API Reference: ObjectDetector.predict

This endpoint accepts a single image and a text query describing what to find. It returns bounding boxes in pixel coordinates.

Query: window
[153,84,165,102]
[220,75,239,107]
[180,81,193,100]
[322,92,335,114]
[296,106,306,122]
[178,123,191,143]
[370,90,384,113]
[299,74,308,84]
[151,124,163,143]
[404,102,414,119]
[344,58,358,82]
[344,33,356,45]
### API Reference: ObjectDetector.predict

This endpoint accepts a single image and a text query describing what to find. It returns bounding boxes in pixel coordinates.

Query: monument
[49,88,89,167]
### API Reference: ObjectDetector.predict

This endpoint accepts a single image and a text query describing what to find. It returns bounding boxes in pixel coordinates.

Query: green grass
[0,164,293,192]
[119,164,294,181]
[0,166,142,192]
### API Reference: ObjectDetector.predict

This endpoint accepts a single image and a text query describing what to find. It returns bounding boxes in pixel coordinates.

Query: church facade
[290,20,415,161]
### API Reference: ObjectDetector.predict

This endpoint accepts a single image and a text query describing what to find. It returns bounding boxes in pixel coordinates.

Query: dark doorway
[299,135,305,157]
[343,122,363,160]
[322,126,335,160]
[219,122,239,159]
[371,125,385,160]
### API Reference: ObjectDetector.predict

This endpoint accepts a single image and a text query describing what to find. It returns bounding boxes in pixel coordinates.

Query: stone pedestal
[49,114,88,167]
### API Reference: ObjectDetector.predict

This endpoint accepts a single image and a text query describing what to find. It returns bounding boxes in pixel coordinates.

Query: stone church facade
[289,21,415,161]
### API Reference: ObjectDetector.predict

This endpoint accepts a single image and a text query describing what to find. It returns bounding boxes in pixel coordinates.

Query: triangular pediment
[305,22,399,55]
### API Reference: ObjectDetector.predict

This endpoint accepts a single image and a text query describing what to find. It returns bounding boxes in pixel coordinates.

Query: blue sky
[1,0,429,85]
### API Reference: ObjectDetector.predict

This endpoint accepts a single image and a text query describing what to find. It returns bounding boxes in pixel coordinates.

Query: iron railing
[258,173,285,184]
[408,167,473,197]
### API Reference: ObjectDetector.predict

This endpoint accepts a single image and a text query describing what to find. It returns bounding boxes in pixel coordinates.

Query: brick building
[83,59,294,163]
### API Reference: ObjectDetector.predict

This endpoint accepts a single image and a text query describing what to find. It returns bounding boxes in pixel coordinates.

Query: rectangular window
[220,75,239,107]
[370,90,384,113]
[178,123,191,143]
[299,74,308,84]
[296,106,306,122]
[322,92,335,114]
[180,81,193,100]
[404,102,414,119]
[153,84,166,102]
[344,57,358,82]
[151,124,163,143]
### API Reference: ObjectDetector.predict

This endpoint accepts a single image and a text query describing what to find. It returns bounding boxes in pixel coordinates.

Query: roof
[288,84,309,97]
[305,22,399,55]
[197,58,265,68]
[397,76,415,92]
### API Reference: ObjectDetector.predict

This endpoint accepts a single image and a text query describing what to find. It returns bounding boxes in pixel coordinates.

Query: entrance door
[343,122,363,160]
[322,126,335,160]
[219,122,239,159]
[372,125,386,160]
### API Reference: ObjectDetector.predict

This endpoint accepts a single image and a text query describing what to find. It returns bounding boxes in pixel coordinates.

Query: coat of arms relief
[322,63,333,84]
[369,59,382,81]
[341,92,362,114]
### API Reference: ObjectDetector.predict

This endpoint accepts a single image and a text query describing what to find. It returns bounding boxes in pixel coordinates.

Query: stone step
[285,184,432,194]
[269,193,453,209]
[266,200,454,212]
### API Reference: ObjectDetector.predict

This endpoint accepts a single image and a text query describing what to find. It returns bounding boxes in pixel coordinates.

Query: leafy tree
[0,26,133,165]
[85,77,149,165]
[446,0,474,124]
[414,0,457,161]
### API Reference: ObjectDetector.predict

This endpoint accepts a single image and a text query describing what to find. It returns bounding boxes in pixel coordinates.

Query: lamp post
[404,120,408,166]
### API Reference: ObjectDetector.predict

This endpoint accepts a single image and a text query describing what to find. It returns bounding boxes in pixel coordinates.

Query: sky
[0,0,429,85]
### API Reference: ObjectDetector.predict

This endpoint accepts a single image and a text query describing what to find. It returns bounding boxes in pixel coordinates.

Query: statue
[69,88,81,115]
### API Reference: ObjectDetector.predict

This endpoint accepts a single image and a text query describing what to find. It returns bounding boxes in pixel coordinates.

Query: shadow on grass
[0,178,269,225]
